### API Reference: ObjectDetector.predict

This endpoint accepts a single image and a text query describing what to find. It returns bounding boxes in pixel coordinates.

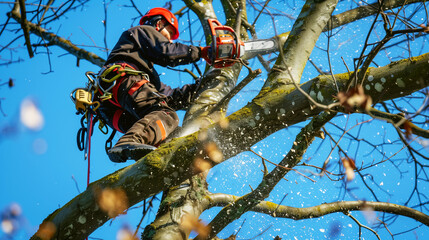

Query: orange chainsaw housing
[208,19,244,68]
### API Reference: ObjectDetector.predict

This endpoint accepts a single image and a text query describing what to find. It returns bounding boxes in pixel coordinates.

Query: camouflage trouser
[97,74,179,147]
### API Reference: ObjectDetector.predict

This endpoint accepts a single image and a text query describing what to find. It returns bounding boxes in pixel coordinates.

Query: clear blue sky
[1,1,428,239]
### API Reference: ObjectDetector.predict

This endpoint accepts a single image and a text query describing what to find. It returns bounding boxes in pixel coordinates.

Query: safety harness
[96,63,149,133]
[71,63,150,157]
[70,63,150,189]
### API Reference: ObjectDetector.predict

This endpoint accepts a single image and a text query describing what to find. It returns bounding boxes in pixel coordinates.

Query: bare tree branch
[8,4,105,67]
[202,194,429,226]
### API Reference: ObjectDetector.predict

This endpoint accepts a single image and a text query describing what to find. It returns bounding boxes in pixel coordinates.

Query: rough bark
[30,51,429,240]
[17,0,428,239]
[264,0,339,88]
[144,1,251,239]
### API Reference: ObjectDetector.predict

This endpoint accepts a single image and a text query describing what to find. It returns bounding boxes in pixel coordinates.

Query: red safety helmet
[140,8,179,40]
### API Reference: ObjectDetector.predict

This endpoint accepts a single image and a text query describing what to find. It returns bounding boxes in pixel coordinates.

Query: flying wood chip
[336,85,372,113]
[193,157,213,173]
[205,142,223,163]
[116,227,139,240]
[96,188,129,218]
[180,214,209,238]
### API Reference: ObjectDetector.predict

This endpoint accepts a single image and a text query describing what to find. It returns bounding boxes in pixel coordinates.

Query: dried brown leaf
[402,120,413,140]
[341,157,356,181]
[419,24,429,33]
[97,188,129,218]
[337,86,372,112]
[8,78,14,88]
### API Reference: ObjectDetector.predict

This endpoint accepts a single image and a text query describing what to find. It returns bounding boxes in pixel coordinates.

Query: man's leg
[108,75,179,162]
[114,108,179,146]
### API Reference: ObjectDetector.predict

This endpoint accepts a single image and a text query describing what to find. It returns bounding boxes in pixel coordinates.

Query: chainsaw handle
[208,19,235,36]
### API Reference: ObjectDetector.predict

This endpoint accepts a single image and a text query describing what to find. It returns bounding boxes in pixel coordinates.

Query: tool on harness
[71,71,112,155]
[70,72,100,114]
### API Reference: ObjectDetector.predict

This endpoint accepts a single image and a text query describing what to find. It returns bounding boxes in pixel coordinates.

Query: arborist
[96,7,211,162]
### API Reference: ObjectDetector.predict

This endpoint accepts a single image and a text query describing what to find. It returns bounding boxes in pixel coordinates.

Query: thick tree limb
[327,0,426,30]
[203,194,429,226]
[369,108,429,138]
[30,52,429,240]
[264,0,339,88]
[141,174,210,240]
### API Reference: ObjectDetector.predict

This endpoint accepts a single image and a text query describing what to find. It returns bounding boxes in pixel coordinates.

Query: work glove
[200,46,213,65]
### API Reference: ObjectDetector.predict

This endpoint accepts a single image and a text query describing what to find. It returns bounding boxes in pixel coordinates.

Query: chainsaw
[207,19,278,68]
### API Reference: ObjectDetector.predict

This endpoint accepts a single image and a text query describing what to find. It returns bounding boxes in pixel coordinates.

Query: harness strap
[128,79,149,96]
[97,63,150,134]
[110,76,123,107]
[112,109,124,133]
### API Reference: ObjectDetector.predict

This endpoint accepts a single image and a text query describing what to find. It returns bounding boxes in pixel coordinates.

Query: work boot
[108,142,156,163]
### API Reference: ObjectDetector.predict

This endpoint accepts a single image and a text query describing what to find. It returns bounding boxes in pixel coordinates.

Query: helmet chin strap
[156,26,165,32]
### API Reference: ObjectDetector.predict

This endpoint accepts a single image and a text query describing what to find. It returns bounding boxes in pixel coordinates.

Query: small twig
[252,0,271,27]
[71,175,81,194]
[37,0,54,25]
[103,1,108,58]
[234,3,243,34]
[273,194,288,217]
[345,211,381,240]
[129,0,143,16]
[133,196,156,238]
[326,16,339,93]
[341,56,352,78]
[79,27,98,48]
[234,218,246,237]
[250,149,316,183]
[18,0,34,58]
[377,218,394,239]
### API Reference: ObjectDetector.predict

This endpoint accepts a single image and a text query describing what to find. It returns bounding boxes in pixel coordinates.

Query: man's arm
[159,81,199,110]
[135,26,201,67]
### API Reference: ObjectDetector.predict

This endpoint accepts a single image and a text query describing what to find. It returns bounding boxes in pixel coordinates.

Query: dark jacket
[104,25,201,110]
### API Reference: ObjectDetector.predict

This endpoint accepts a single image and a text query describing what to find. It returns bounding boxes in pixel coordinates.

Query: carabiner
[98,120,109,135]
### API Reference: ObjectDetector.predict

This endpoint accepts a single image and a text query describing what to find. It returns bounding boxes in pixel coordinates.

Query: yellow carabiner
[99,65,123,83]
[99,92,113,101]
[98,119,108,134]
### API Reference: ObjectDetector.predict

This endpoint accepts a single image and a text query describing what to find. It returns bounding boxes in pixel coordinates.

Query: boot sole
[108,144,156,163]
